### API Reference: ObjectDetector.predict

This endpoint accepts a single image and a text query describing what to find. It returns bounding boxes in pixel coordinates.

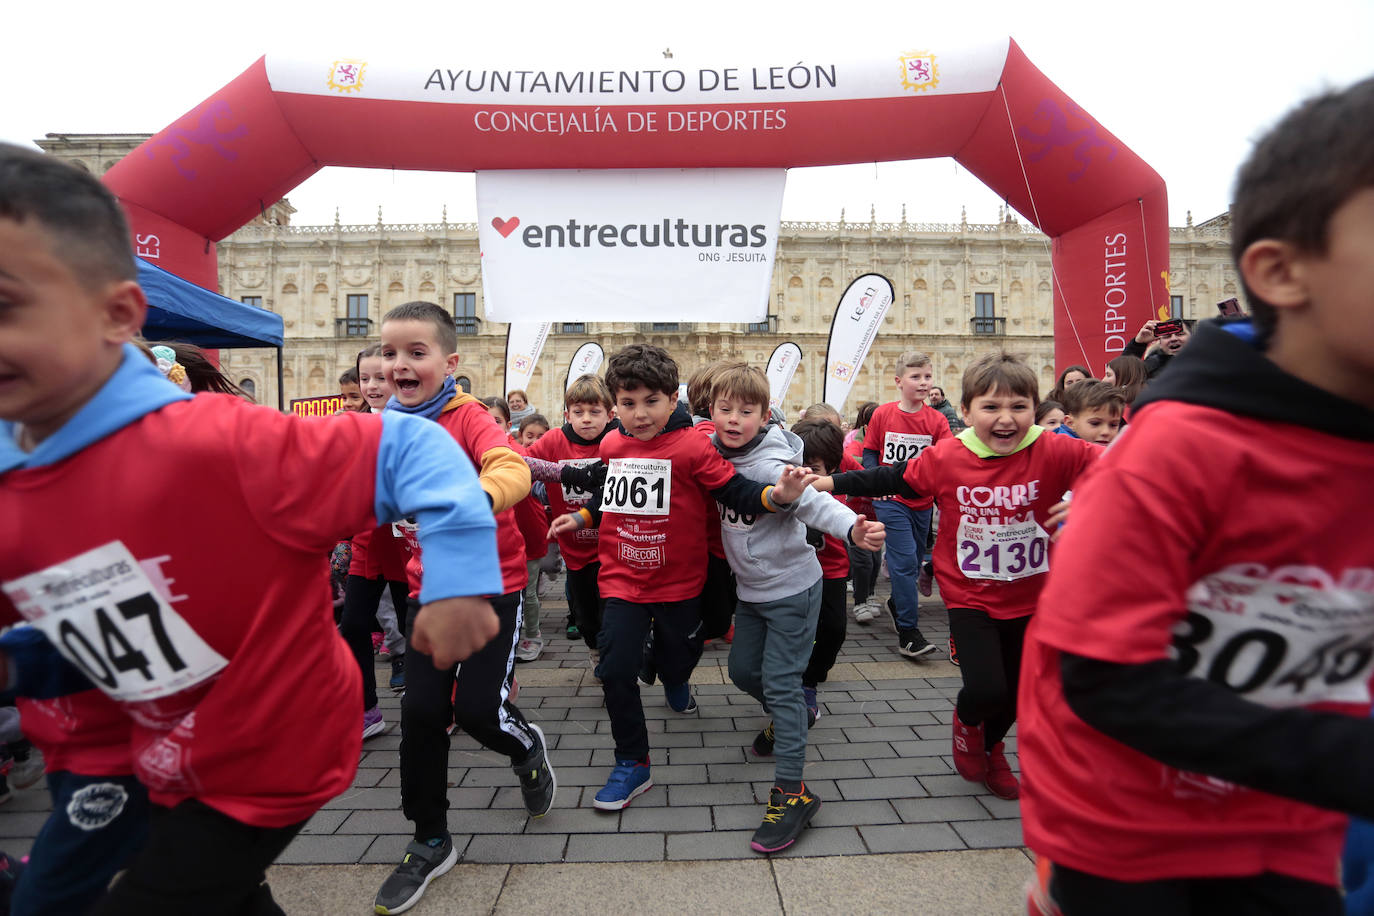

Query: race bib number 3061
[601,458,671,516]
[1173,571,1374,708]
[3,542,227,702]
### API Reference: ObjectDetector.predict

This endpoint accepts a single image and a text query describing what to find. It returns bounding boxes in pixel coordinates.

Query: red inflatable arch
[103,38,1167,372]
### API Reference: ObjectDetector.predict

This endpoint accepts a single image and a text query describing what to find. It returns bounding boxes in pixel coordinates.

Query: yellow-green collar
[957,425,1043,458]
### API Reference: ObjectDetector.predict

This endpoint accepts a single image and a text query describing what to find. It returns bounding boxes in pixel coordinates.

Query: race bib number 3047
[1174,571,1374,708]
[601,458,671,516]
[3,542,227,702]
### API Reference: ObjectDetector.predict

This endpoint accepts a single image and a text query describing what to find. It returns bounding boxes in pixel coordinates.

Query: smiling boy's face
[962,387,1035,455]
[0,217,144,444]
[380,318,460,407]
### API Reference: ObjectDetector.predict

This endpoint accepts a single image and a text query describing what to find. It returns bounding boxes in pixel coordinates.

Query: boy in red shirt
[525,375,616,664]
[376,302,553,915]
[863,352,953,658]
[0,144,502,914]
[549,345,809,810]
[812,352,1098,800]
[1020,78,1374,915]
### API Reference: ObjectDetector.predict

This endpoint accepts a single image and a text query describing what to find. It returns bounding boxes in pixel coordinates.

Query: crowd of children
[1,76,1372,916]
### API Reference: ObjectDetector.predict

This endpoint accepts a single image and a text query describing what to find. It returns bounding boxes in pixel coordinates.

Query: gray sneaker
[374,834,457,914]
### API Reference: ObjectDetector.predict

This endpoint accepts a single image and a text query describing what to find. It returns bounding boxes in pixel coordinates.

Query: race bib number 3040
[3,542,227,702]
[1173,571,1374,708]
[601,458,671,516]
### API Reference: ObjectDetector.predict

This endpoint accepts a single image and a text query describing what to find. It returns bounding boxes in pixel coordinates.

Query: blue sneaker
[664,682,698,714]
[592,759,652,811]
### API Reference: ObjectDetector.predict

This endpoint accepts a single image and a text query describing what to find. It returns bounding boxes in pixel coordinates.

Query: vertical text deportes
[518,219,767,250]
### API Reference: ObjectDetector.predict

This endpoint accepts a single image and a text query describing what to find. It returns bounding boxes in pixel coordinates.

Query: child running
[0,143,502,914]
[549,345,810,811]
[705,364,885,853]
[813,351,1099,800]
[376,303,553,915]
[524,375,617,667]
[1020,77,1374,915]
[864,352,953,658]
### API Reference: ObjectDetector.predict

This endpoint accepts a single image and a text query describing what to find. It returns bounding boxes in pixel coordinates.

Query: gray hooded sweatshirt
[711,425,859,603]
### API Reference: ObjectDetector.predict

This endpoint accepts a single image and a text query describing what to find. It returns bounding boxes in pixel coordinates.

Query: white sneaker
[853,602,878,624]
[516,635,544,663]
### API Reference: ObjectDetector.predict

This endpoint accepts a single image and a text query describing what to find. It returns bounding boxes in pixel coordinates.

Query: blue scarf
[384,375,456,421]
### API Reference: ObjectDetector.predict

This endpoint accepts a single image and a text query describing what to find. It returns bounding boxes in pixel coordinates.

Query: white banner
[565,342,605,390]
[823,274,894,412]
[503,321,551,396]
[765,342,802,414]
[476,169,784,322]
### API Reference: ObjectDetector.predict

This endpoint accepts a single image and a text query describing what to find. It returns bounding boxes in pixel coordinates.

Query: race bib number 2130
[3,542,228,702]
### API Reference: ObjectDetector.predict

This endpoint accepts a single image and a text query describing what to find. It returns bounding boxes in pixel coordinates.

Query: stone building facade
[38,133,1238,417]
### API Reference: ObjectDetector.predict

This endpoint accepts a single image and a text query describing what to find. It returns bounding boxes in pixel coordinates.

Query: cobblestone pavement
[0,578,1024,871]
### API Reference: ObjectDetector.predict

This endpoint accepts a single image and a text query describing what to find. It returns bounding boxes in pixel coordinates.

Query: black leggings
[946,609,1029,746]
[566,562,605,650]
[89,800,303,916]
[804,577,848,687]
[698,553,738,641]
[400,592,536,840]
[1049,863,1342,915]
[339,575,409,710]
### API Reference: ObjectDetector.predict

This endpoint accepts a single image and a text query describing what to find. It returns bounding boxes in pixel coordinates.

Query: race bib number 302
[3,542,227,702]
[883,432,932,464]
[955,518,1049,582]
[1173,571,1374,708]
[601,458,671,516]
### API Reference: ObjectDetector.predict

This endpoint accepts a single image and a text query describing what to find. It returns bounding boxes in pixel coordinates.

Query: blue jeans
[13,771,149,916]
[873,500,932,632]
[728,579,823,782]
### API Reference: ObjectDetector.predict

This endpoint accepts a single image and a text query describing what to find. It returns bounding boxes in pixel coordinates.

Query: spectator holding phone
[1122,318,1190,379]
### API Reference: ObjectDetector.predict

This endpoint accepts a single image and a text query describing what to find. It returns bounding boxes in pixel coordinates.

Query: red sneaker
[952,714,987,782]
[985,742,1020,799]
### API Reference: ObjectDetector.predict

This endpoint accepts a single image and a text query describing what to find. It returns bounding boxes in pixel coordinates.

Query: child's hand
[549,513,580,539]
[1046,499,1072,541]
[850,517,886,551]
[411,596,500,667]
[812,475,835,493]
[772,465,815,505]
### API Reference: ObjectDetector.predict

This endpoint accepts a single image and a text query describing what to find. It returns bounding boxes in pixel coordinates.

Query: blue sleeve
[374,412,503,602]
[0,627,97,700]
[861,447,879,469]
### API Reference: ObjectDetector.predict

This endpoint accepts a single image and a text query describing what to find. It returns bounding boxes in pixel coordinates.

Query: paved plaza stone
[0,580,1035,911]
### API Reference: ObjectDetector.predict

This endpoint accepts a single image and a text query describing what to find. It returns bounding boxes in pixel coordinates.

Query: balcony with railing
[970,316,1006,336]
[336,317,373,337]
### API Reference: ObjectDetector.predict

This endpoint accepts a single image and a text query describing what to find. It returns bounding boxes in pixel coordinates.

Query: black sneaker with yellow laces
[749,783,822,853]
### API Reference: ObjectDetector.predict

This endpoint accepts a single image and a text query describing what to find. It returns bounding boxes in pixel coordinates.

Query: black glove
[560,461,607,494]
[805,527,825,551]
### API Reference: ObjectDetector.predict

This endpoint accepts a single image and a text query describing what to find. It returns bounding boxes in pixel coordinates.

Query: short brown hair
[382,301,457,355]
[506,388,528,403]
[897,350,933,370]
[687,361,740,416]
[1231,77,1374,339]
[792,419,844,474]
[605,344,679,397]
[1064,380,1125,418]
[710,364,770,413]
[799,403,842,427]
[565,374,613,410]
[960,351,1039,409]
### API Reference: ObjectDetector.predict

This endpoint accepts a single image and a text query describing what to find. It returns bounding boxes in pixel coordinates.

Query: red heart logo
[491,216,520,238]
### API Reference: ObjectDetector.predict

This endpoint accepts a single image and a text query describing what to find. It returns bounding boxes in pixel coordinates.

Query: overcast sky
[6,0,1371,229]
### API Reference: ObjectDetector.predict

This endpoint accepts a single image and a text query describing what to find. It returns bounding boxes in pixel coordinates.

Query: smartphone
[1217,298,1243,317]
[1154,318,1184,337]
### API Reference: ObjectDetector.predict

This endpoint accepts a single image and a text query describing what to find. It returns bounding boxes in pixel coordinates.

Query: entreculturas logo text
[494,215,768,251]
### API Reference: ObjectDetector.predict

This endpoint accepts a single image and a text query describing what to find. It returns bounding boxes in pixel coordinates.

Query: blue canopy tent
[136,257,286,408]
